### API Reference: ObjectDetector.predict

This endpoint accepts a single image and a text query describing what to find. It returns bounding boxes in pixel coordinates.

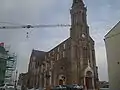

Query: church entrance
[85,77,93,89]
[59,79,63,85]
[58,75,66,85]
[85,71,94,90]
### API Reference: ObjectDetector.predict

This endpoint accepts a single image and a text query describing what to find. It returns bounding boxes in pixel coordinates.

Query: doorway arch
[58,75,66,85]
[59,79,63,85]
[85,71,93,89]
[84,67,95,90]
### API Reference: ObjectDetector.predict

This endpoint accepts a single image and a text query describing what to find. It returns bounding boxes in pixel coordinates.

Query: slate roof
[105,21,120,39]
[30,49,46,63]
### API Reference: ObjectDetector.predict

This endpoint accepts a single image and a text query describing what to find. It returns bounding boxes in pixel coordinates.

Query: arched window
[83,47,87,58]
[58,47,60,52]
[82,12,85,23]
[86,71,92,77]
[63,43,66,49]
[57,54,59,60]
[62,51,65,58]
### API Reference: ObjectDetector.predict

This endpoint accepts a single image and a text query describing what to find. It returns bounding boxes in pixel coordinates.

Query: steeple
[72,0,85,8]
[70,0,89,40]
[71,0,86,25]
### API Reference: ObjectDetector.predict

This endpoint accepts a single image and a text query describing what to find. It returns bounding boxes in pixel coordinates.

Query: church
[27,0,99,90]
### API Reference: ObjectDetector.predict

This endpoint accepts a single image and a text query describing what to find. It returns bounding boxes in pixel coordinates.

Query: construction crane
[0,23,71,38]
[0,24,71,29]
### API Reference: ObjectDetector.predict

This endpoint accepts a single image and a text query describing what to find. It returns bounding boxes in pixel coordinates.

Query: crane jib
[0,24,71,29]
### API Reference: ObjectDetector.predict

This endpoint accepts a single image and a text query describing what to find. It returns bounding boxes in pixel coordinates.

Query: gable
[105,21,120,39]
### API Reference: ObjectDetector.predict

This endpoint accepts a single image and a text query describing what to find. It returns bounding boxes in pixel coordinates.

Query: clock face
[82,33,85,38]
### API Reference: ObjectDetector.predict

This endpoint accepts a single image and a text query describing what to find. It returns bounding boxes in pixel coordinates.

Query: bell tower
[70,0,92,85]
[70,0,89,40]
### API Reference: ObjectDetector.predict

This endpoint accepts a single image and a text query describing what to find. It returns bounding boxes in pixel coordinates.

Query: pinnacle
[73,0,84,7]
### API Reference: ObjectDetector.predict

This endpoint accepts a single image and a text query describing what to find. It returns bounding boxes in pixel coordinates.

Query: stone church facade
[27,0,99,90]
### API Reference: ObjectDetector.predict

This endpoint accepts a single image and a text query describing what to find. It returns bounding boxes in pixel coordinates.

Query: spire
[70,0,88,39]
[73,0,84,4]
[72,0,84,7]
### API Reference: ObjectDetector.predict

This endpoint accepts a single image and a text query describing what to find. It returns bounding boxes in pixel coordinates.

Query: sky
[0,0,120,81]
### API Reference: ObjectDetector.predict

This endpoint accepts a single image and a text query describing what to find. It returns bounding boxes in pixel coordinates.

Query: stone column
[71,40,78,84]
[92,77,95,90]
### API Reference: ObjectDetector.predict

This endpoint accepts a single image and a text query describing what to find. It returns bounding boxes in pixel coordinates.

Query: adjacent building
[104,21,120,90]
[27,0,99,90]
[0,43,17,85]
[27,50,46,89]
[99,81,109,89]
[0,45,7,85]
[18,73,29,90]
[4,53,17,84]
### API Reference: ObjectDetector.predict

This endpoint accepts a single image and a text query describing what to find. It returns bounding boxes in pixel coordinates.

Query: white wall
[105,31,120,90]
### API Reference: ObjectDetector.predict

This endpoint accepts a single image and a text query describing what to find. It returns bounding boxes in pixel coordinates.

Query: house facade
[104,21,120,90]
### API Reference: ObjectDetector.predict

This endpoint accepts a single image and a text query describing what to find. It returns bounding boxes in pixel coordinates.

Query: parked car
[100,88,109,90]
[0,84,5,90]
[6,84,14,89]
[0,83,14,90]
[51,84,83,90]
[27,87,44,90]
[17,85,21,90]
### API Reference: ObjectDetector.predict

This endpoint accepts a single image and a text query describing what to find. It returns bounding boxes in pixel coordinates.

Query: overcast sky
[0,0,120,81]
